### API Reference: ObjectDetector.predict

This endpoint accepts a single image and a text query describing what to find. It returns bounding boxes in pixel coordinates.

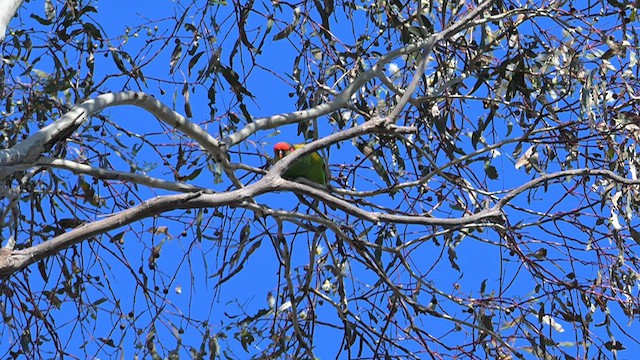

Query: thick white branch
[0,0,23,43]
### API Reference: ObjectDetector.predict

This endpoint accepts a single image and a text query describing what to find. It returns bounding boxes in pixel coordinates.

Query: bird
[273,142,329,185]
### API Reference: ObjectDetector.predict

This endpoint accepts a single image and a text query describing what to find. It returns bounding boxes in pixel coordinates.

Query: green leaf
[447,246,460,271]
[169,40,183,74]
[604,340,625,350]
[93,298,108,306]
[38,261,49,282]
[99,337,115,347]
[30,14,53,25]
[111,231,125,245]
[480,279,487,294]
[180,167,202,181]
[182,82,192,117]
[221,66,253,98]
[239,223,251,243]
[273,24,296,41]
[240,329,255,352]
[188,51,204,76]
[20,329,31,354]
[484,163,499,180]
[83,23,102,40]
[111,51,127,73]
[44,0,56,21]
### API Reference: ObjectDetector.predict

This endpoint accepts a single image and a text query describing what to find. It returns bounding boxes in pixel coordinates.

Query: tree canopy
[1,0,640,358]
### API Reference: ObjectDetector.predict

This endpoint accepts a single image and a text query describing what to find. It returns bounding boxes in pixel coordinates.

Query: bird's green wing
[283,144,328,185]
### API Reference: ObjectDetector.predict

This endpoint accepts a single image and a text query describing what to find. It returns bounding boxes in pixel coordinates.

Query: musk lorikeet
[273,142,329,185]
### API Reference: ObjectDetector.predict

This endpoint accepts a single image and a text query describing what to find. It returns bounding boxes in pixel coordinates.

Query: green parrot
[273,142,329,185]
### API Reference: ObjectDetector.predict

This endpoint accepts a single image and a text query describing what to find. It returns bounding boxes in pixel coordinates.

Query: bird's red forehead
[274,142,294,152]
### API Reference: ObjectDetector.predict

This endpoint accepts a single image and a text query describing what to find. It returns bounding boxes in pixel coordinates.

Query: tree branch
[0,0,24,43]
[36,157,212,194]
[0,92,243,187]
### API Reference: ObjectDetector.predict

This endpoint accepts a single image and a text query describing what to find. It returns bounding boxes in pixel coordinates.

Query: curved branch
[0,187,257,277]
[0,92,242,187]
[0,167,495,278]
[496,168,640,209]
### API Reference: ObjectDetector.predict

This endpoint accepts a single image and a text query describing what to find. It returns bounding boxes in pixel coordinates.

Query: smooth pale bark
[0,0,24,42]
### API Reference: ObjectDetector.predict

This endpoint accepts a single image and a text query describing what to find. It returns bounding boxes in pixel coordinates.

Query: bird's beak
[275,150,284,160]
